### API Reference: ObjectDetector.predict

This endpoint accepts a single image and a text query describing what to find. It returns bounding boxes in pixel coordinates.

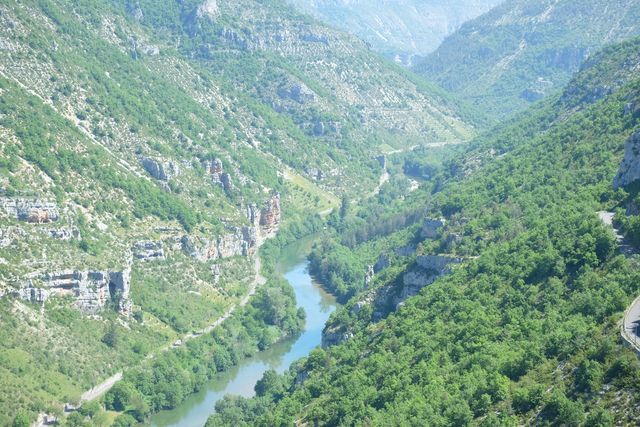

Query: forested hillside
[414,0,640,118]
[0,0,476,423]
[208,36,640,426]
[5,0,640,426]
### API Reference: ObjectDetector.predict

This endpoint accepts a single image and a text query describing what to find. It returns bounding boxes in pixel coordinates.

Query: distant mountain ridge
[286,0,503,64]
[414,0,640,118]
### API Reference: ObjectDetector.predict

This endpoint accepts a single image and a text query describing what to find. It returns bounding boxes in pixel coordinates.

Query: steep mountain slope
[287,0,503,64]
[0,0,477,421]
[414,0,640,118]
[208,37,640,426]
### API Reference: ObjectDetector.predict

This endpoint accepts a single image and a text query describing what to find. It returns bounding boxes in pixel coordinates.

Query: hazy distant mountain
[286,0,503,64]
[414,0,640,118]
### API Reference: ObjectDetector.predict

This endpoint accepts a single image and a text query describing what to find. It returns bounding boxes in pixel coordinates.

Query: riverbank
[151,236,337,426]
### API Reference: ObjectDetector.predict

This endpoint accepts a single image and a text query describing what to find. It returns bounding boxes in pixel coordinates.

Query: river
[150,237,337,427]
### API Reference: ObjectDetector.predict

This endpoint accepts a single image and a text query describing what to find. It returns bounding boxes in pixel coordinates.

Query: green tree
[12,412,31,427]
[78,400,101,418]
[102,324,119,348]
[339,195,350,219]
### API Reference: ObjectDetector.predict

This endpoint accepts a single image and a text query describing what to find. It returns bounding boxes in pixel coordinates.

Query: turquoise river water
[150,237,337,426]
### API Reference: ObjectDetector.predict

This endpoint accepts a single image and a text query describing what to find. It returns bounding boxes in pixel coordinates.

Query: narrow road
[67,253,267,410]
[371,169,390,196]
[597,211,640,353]
[79,372,123,402]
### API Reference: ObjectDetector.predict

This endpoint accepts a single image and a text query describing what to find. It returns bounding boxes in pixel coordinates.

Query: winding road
[59,254,268,416]
[597,211,640,354]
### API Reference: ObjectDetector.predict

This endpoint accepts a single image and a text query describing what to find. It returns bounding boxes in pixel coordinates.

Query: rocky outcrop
[0,227,26,248]
[182,226,257,262]
[127,1,144,21]
[374,253,389,273]
[614,131,640,189]
[364,264,374,288]
[204,158,233,192]
[211,264,221,285]
[321,324,353,348]
[0,198,59,223]
[205,158,224,177]
[133,241,165,262]
[141,158,180,182]
[305,167,325,181]
[277,82,316,104]
[301,32,329,45]
[218,28,248,50]
[43,227,80,241]
[16,264,132,315]
[259,193,281,236]
[220,172,233,192]
[197,0,218,20]
[245,193,282,240]
[18,287,49,304]
[421,218,445,239]
[396,255,463,307]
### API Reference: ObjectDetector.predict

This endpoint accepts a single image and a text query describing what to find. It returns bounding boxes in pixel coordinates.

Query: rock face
[205,158,233,192]
[16,264,132,315]
[197,0,218,20]
[245,193,282,239]
[277,82,316,104]
[322,254,464,348]
[133,241,165,261]
[364,264,374,288]
[141,158,180,182]
[18,287,48,304]
[43,227,80,241]
[421,218,445,239]
[0,227,26,248]
[614,131,640,189]
[181,194,280,262]
[1,198,59,223]
[220,172,233,192]
[259,193,281,236]
[321,325,353,349]
[182,226,258,261]
[374,253,390,273]
[397,255,463,306]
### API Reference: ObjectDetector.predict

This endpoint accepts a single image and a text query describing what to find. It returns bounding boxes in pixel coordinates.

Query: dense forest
[3,0,640,426]
[207,35,640,426]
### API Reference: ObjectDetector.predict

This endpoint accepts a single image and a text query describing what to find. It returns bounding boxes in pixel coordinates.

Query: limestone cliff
[614,131,640,189]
